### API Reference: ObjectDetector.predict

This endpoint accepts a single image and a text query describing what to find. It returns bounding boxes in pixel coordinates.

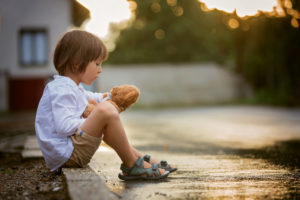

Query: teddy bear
[82,85,140,118]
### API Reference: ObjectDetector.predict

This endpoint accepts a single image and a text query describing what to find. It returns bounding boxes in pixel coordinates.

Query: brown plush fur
[82,85,140,118]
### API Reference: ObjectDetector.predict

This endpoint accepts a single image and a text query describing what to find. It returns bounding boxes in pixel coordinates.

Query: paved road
[91,106,300,199]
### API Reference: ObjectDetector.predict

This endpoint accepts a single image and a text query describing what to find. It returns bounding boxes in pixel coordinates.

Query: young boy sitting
[35,30,176,180]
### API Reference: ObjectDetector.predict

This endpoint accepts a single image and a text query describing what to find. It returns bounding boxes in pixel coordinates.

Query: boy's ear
[74,65,79,73]
[71,64,80,73]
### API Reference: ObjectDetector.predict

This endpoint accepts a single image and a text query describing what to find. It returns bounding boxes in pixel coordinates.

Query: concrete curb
[63,164,118,200]
[0,133,29,153]
[18,135,118,200]
[22,135,43,158]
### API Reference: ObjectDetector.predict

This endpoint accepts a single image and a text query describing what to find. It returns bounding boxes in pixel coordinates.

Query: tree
[239,0,300,105]
[108,0,235,64]
[108,0,300,105]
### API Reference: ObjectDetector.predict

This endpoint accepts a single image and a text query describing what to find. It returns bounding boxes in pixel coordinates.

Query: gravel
[0,152,69,200]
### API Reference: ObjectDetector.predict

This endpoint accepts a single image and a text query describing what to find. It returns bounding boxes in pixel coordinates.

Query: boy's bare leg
[80,101,135,167]
[80,102,165,174]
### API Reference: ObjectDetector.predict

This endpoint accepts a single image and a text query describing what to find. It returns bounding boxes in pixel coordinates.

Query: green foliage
[108,0,300,105]
[241,15,300,105]
[108,0,235,64]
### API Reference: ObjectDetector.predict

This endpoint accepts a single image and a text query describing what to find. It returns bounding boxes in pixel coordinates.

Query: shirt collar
[53,75,79,88]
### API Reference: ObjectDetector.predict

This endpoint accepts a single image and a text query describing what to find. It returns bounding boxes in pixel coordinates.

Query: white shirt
[35,75,104,171]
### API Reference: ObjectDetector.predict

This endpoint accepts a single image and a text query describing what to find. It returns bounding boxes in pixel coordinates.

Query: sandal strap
[135,157,144,168]
[151,163,161,176]
[144,154,170,168]
[160,160,168,167]
[123,157,162,177]
[120,157,144,173]
[138,163,161,177]
[143,154,151,163]
[144,155,172,172]
[120,164,131,173]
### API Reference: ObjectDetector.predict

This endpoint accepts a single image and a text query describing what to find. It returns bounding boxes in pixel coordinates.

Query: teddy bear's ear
[110,86,120,96]
[125,91,140,103]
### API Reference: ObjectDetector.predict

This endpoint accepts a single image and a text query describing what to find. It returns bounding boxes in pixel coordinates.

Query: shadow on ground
[232,140,300,169]
[134,140,300,169]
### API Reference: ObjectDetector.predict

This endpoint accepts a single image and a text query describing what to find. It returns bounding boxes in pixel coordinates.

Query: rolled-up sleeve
[50,87,85,137]
[83,89,104,103]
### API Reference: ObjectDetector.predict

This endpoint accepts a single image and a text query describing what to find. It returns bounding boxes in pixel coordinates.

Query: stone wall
[96,63,252,107]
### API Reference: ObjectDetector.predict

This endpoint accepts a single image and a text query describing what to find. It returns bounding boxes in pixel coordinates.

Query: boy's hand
[82,99,97,118]
[103,92,108,99]
[102,92,111,101]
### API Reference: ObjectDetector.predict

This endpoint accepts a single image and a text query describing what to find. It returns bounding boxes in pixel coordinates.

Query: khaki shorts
[62,129,102,168]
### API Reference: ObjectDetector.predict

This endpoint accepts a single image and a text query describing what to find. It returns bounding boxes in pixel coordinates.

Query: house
[0,0,90,111]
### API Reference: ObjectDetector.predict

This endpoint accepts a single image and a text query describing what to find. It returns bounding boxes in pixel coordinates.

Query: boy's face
[80,58,102,85]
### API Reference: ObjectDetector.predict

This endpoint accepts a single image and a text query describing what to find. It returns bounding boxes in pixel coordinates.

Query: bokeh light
[228,18,239,29]
[199,0,278,17]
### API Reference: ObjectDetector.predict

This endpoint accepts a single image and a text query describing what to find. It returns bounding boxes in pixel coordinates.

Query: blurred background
[0,0,299,111]
[1,2,300,199]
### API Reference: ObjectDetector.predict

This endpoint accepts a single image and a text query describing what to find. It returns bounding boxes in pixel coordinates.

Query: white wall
[0,0,74,111]
[96,63,252,107]
[0,0,72,77]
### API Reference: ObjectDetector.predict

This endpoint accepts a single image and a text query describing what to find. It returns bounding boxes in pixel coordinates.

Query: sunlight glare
[199,0,278,17]
[76,0,132,37]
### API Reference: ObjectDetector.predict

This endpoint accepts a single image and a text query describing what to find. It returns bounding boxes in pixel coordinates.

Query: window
[19,29,48,66]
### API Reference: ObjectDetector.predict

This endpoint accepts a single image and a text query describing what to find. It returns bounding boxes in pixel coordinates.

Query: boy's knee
[95,101,119,119]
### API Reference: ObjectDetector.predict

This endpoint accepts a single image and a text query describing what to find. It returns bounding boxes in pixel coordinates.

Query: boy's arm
[83,89,106,103]
[50,88,86,137]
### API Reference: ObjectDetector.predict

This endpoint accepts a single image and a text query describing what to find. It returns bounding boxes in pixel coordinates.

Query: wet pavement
[91,106,300,199]
[1,106,299,199]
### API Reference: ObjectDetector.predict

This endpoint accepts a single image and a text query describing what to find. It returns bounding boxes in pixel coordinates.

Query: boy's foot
[121,159,166,176]
[119,157,169,180]
[143,154,177,173]
[144,160,166,175]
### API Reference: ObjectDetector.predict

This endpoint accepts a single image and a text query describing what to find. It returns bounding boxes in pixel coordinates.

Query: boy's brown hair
[53,30,108,75]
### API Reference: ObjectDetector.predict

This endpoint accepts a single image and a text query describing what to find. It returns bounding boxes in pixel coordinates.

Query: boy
[35,30,173,180]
